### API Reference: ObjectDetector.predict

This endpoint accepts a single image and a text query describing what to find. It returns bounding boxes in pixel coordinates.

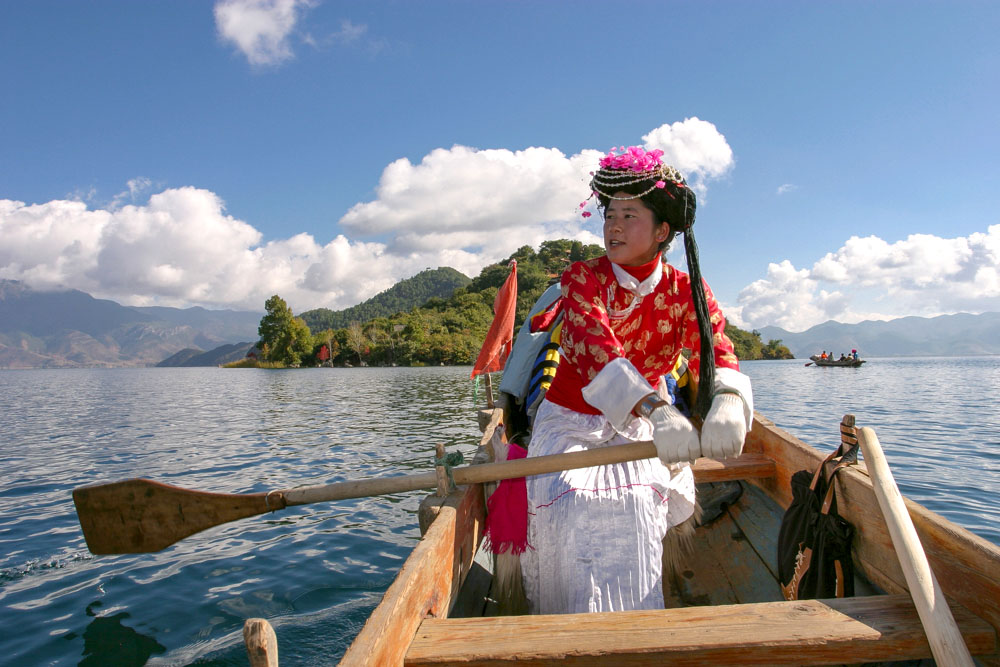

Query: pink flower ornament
[597,146,666,174]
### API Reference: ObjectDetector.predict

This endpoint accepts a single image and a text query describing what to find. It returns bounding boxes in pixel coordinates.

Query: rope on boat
[433,450,465,491]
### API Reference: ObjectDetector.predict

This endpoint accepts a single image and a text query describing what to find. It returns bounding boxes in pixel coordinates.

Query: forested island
[232,239,792,368]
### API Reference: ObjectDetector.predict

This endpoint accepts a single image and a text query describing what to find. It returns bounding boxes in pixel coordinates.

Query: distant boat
[809,354,865,367]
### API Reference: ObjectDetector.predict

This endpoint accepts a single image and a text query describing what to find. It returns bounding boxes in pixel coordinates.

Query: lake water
[1,360,997,665]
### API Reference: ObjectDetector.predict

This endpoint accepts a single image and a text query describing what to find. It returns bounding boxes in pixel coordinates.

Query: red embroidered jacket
[545,256,740,415]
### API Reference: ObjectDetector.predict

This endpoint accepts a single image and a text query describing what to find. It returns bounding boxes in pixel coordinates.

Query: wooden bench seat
[405,594,996,665]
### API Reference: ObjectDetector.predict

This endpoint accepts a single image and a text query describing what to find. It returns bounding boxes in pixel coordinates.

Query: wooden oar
[856,426,975,666]
[73,442,775,555]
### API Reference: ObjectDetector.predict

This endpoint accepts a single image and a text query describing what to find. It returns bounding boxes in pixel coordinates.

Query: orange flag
[471,260,517,378]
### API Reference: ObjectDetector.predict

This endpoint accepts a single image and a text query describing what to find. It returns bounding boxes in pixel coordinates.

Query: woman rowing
[519,146,754,613]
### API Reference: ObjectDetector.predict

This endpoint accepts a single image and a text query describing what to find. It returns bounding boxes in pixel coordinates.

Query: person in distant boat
[821,350,828,360]
[852,349,858,360]
[519,146,753,614]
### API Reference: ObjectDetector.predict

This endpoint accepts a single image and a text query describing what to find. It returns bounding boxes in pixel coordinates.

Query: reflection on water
[78,601,166,666]
[0,361,997,665]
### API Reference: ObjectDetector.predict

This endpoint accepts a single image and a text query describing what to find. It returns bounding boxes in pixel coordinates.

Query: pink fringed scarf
[483,442,530,555]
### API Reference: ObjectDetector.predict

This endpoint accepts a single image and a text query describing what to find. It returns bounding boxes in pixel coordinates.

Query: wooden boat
[337,400,1000,666]
[810,354,866,367]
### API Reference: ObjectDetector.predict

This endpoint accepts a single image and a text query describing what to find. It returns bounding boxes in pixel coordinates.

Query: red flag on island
[471,260,517,378]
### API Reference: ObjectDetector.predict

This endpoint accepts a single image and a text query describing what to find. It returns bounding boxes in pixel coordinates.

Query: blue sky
[2,1,998,331]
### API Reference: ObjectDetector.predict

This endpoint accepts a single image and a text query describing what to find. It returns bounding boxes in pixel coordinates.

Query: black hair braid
[683,227,715,420]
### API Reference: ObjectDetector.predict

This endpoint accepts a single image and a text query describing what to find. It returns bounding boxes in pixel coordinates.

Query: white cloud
[0,187,586,313]
[731,260,855,331]
[1,190,373,311]
[641,118,735,199]
[0,199,109,288]
[0,121,736,313]
[214,0,313,66]
[110,177,153,208]
[340,145,602,245]
[291,15,388,57]
[733,226,1000,331]
[332,19,366,44]
[776,183,797,195]
[341,120,734,251]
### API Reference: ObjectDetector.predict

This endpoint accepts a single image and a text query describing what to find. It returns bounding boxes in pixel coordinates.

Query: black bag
[777,443,857,600]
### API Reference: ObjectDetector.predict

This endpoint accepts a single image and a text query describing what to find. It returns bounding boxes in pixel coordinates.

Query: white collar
[611,259,663,297]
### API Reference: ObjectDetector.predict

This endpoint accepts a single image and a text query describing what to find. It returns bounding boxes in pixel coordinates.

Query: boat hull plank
[725,481,785,582]
[448,543,495,618]
[340,482,485,666]
[664,506,776,608]
[405,594,996,665]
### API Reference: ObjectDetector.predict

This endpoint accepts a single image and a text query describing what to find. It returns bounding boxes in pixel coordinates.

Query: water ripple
[743,357,1000,545]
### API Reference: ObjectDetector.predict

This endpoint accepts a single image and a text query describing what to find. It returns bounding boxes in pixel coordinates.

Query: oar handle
[283,442,657,505]
[857,427,975,666]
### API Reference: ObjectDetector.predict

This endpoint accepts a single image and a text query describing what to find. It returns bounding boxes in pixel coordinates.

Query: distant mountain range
[5,276,999,368]
[0,268,472,368]
[758,312,1000,358]
[156,342,256,367]
[0,280,261,368]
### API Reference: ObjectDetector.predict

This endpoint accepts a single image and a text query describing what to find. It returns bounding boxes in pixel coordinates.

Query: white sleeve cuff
[715,366,754,430]
[581,357,655,432]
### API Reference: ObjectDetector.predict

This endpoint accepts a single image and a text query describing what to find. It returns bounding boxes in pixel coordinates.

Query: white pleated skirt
[520,399,695,615]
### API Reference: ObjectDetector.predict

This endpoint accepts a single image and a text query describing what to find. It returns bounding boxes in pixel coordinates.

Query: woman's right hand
[649,403,702,464]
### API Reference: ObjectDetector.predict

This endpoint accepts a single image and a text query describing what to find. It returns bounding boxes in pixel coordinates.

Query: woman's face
[603,193,670,266]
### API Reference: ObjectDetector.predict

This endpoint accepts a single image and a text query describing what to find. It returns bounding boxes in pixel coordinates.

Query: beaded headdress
[589,146,686,201]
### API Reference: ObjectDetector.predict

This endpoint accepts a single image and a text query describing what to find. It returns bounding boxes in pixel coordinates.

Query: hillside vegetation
[246,239,791,368]
[299,267,470,331]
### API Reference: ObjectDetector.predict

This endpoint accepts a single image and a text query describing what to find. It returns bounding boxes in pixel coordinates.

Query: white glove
[701,393,747,460]
[650,403,702,464]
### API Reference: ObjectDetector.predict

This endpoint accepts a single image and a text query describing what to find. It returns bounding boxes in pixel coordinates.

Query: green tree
[724,324,795,360]
[275,317,313,366]
[346,321,368,365]
[257,295,313,365]
[725,323,763,360]
[258,295,294,359]
[763,338,794,360]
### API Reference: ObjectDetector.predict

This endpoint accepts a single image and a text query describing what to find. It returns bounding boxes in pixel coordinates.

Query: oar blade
[73,479,281,554]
